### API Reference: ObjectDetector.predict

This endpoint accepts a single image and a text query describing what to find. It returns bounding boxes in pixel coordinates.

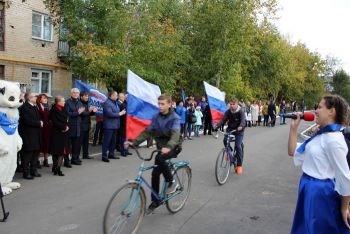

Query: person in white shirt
[288,95,350,234]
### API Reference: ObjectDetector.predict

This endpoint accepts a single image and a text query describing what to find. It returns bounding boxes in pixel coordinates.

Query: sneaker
[165,180,179,195]
[145,201,160,215]
[236,166,243,175]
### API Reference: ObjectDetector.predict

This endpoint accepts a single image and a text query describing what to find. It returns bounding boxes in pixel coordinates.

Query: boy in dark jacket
[125,94,182,214]
[215,98,246,174]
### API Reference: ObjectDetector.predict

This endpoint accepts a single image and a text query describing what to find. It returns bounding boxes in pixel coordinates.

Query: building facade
[0,0,72,97]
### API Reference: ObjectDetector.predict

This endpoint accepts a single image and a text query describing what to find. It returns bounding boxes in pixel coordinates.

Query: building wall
[0,0,72,97]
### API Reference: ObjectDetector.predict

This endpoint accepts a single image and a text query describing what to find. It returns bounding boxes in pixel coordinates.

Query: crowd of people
[11,86,350,232]
[15,87,300,179]
[16,88,131,178]
[175,96,303,140]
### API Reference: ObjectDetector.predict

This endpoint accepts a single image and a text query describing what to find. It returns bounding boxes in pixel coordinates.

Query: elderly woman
[36,93,51,167]
[49,96,69,176]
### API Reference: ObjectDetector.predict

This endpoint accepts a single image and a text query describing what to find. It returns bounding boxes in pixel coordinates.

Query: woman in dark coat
[37,93,52,167]
[49,96,69,176]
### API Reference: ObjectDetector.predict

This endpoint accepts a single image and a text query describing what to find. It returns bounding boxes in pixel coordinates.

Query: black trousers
[22,151,39,174]
[204,119,212,135]
[151,151,177,201]
[263,115,269,126]
[269,114,276,127]
[80,130,90,158]
[68,137,81,162]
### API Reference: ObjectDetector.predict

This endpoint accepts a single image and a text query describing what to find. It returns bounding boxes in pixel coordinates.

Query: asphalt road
[1,121,310,234]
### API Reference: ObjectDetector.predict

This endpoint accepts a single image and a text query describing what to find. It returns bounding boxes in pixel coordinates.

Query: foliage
[44,0,340,105]
[332,69,350,103]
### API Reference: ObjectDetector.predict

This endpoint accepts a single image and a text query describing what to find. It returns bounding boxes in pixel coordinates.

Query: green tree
[44,0,331,104]
[332,69,350,102]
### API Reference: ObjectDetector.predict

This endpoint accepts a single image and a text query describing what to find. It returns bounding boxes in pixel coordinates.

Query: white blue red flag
[203,81,226,123]
[73,80,107,116]
[126,70,161,139]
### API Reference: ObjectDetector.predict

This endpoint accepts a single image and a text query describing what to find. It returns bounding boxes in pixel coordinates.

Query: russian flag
[203,81,226,123]
[126,70,161,140]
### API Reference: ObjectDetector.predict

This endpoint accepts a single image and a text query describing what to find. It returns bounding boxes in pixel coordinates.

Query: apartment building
[0,0,72,97]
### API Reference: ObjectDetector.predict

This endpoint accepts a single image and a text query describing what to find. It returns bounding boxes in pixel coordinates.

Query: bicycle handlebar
[130,145,160,161]
[214,129,237,138]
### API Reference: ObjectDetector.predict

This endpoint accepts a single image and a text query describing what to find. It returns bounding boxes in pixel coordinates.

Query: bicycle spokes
[109,214,128,234]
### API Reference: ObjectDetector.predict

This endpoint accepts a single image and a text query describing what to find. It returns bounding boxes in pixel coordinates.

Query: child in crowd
[194,106,203,137]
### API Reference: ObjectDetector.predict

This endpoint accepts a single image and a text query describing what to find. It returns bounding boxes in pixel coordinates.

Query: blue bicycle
[103,147,192,234]
[214,130,244,185]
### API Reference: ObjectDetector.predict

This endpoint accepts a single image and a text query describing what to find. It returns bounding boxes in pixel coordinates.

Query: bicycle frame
[224,133,236,164]
[123,158,189,214]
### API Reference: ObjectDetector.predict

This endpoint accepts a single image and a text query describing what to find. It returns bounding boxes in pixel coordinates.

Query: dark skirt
[49,128,68,156]
[40,123,51,153]
[291,173,350,234]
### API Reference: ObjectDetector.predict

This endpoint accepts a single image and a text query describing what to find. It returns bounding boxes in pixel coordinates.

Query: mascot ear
[0,87,5,95]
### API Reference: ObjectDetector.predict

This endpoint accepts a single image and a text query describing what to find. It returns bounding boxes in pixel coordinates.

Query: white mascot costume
[0,80,23,196]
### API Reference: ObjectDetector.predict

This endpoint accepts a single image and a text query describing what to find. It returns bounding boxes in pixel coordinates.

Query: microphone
[284,112,315,121]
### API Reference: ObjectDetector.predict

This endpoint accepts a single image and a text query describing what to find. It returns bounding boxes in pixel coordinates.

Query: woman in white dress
[288,95,350,234]
[251,100,259,126]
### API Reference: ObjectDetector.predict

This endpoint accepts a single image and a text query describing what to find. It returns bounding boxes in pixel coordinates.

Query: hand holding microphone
[284,112,315,121]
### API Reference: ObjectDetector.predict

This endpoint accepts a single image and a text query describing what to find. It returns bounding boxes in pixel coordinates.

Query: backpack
[342,127,350,169]
[187,111,197,124]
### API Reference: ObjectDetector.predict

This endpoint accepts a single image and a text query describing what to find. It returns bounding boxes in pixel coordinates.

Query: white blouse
[294,132,350,196]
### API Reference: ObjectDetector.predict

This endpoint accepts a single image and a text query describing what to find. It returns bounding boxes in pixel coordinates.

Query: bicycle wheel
[103,182,146,234]
[166,165,192,213]
[215,148,230,185]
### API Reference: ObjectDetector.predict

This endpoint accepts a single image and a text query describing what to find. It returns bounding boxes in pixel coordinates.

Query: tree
[44,0,330,104]
[332,69,350,103]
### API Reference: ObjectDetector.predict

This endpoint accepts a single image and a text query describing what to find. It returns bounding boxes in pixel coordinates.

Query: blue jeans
[280,111,286,124]
[194,125,201,136]
[187,123,193,138]
[102,129,117,159]
[223,133,244,166]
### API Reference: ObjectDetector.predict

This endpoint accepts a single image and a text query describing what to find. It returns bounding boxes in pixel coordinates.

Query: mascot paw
[7,182,21,190]
[1,186,12,196]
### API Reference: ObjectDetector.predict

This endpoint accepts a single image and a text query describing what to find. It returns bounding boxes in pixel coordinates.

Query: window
[0,65,4,79]
[32,12,53,41]
[31,70,52,94]
[0,2,5,50]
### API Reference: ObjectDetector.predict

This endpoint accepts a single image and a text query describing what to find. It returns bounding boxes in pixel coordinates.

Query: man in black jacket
[19,92,43,179]
[79,92,97,160]
[215,98,246,174]
[268,100,276,127]
[117,93,132,157]
[65,88,85,166]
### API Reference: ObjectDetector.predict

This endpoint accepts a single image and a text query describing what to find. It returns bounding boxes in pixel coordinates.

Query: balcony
[58,41,70,57]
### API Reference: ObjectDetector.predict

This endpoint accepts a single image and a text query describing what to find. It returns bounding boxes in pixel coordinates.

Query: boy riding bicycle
[125,94,182,214]
[214,98,246,174]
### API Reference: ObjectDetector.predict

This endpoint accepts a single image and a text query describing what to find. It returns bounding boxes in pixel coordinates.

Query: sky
[275,0,350,73]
